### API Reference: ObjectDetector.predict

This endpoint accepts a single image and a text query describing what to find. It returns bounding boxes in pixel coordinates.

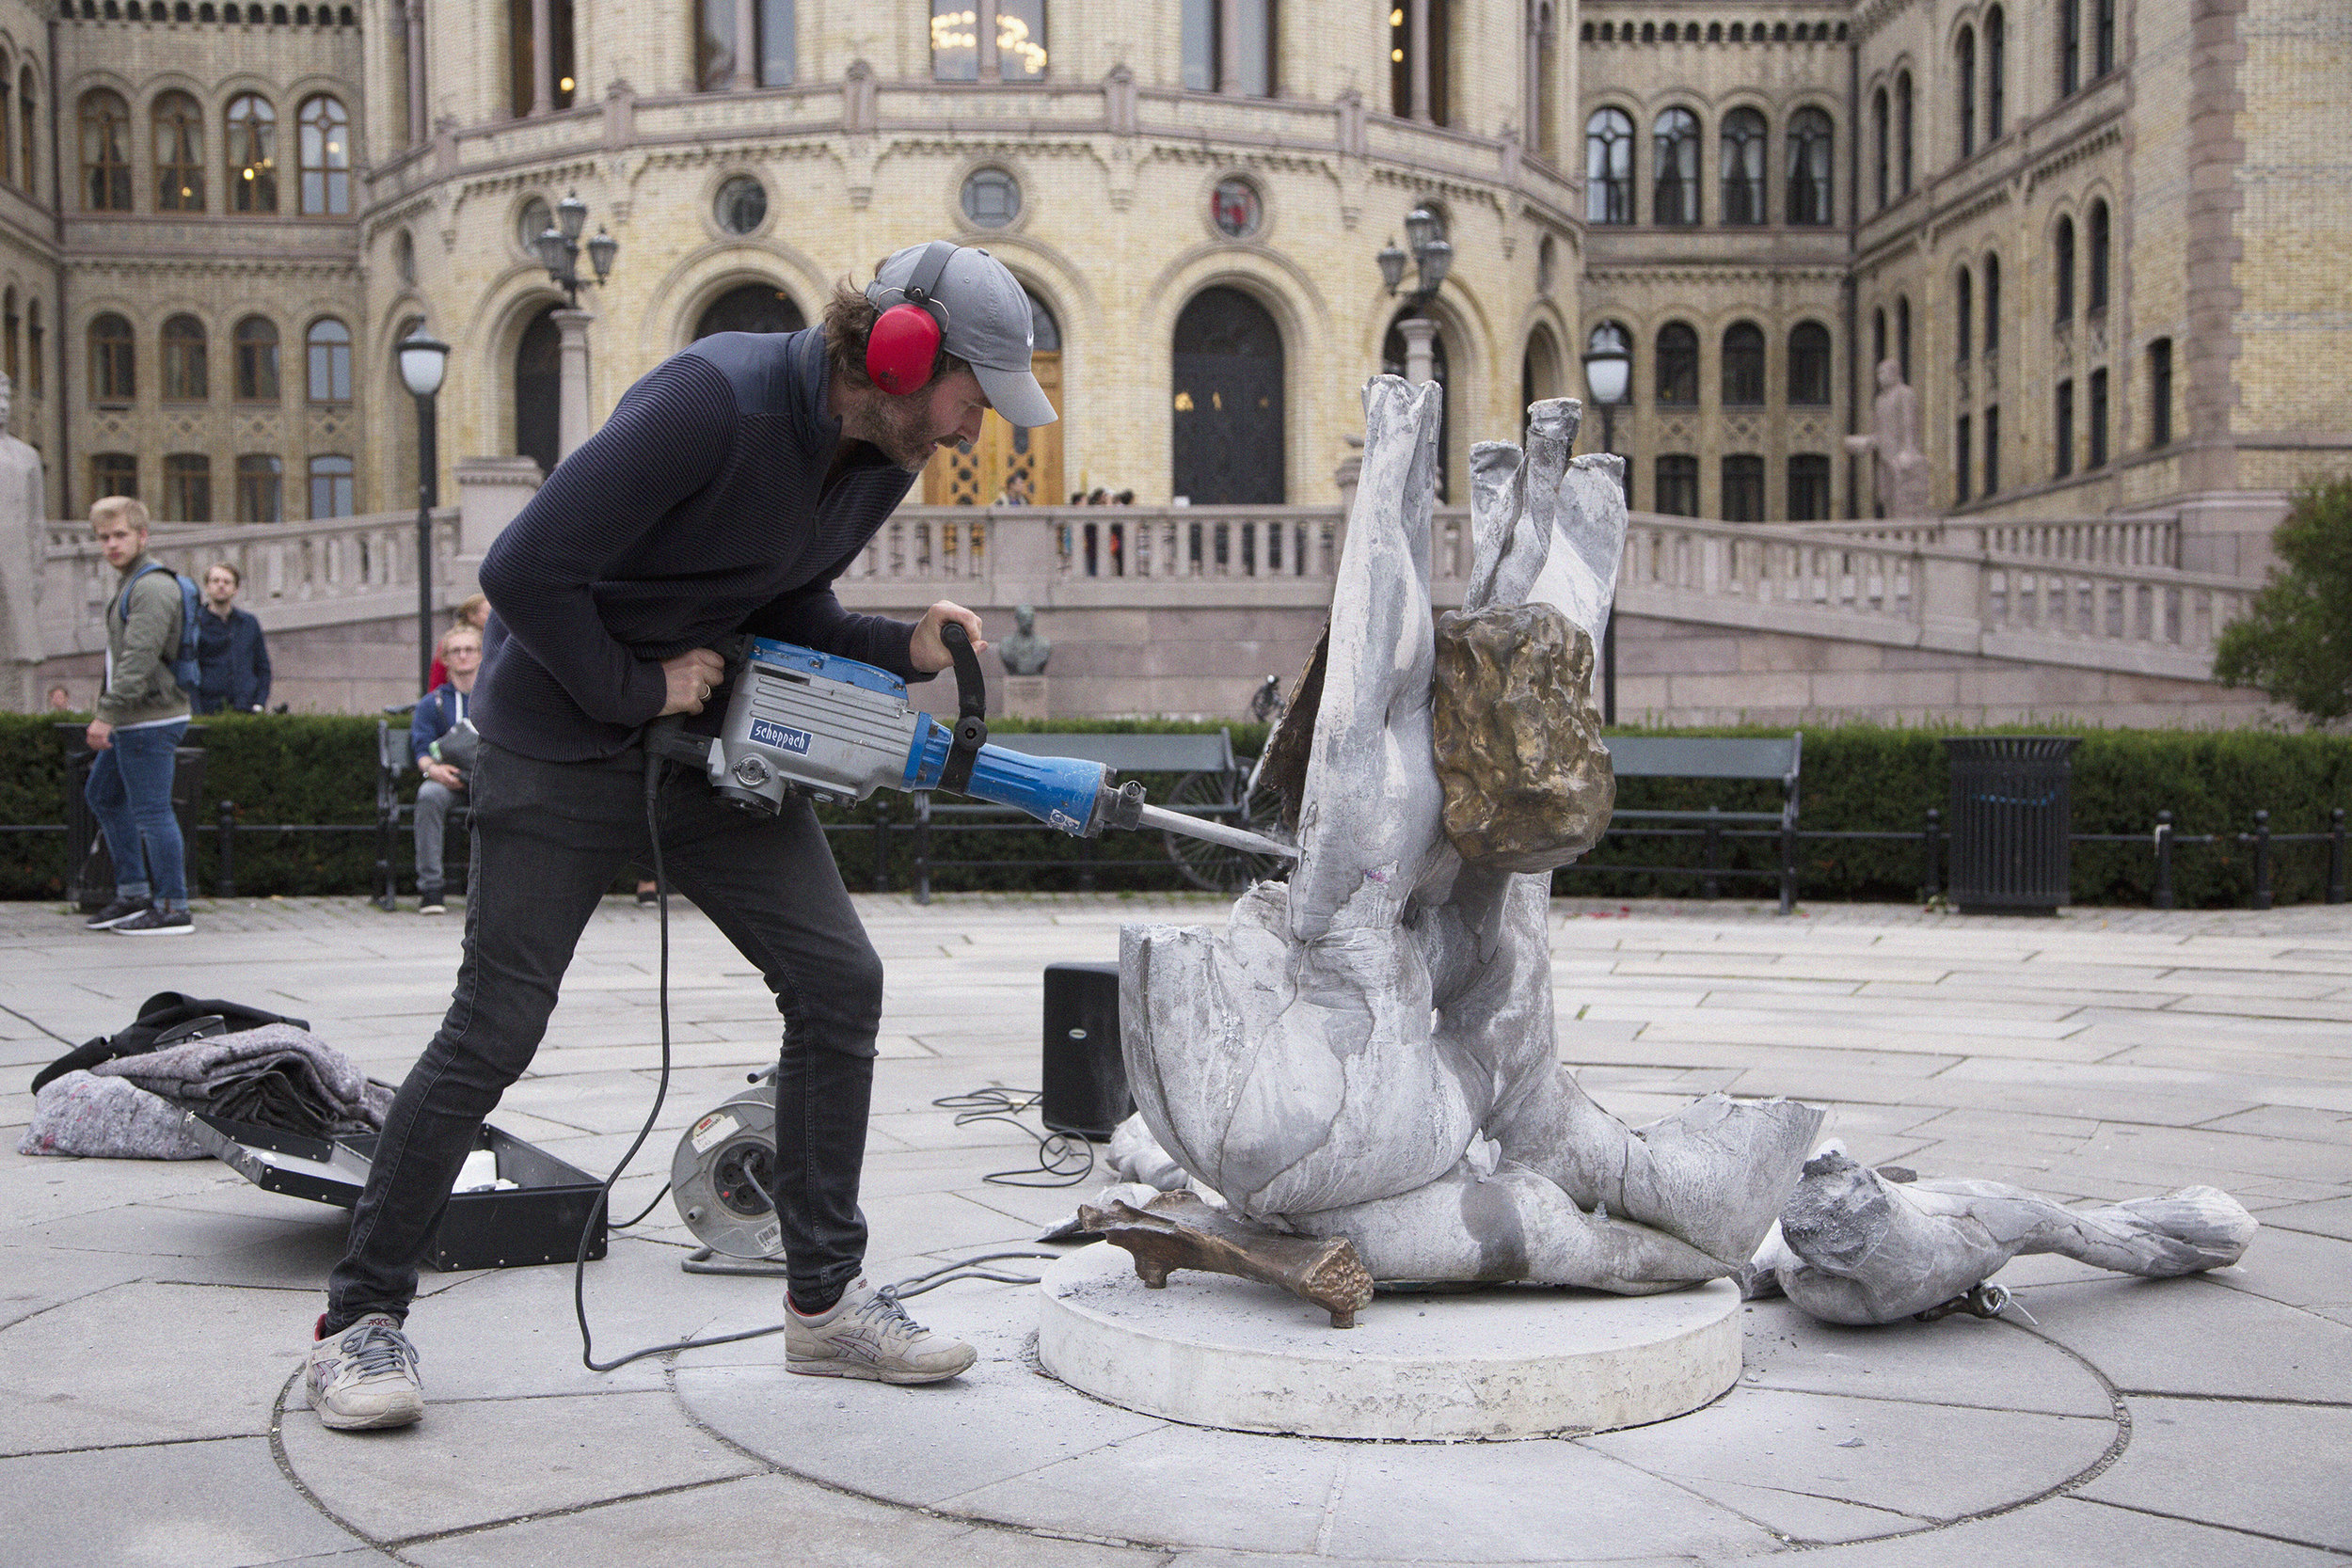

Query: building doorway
[1170,286,1285,505]
[693,282,805,339]
[923,288,1064,506]
[515,304,560,477]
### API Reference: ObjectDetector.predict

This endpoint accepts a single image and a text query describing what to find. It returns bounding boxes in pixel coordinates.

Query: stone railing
[1789,514,2182,568]
[39,509,465,657]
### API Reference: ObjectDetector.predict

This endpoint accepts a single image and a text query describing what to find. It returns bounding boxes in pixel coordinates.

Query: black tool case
[184,1112,608,1271]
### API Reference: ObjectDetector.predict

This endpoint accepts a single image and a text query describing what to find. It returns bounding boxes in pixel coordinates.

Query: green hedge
[6,712,2346,908]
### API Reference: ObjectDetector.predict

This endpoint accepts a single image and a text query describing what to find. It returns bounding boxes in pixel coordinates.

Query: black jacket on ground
[476,328,925,762]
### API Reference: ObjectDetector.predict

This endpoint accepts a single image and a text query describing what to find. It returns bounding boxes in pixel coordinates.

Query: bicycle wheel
[1163,768,1293,893]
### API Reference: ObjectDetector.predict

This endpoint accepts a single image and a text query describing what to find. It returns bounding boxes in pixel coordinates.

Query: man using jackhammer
[303,242,1057,1430]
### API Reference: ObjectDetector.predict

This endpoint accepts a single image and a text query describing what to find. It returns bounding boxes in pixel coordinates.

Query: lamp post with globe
[396,327,451,696]
[532,190,620,459]
[1580,325,1631,724]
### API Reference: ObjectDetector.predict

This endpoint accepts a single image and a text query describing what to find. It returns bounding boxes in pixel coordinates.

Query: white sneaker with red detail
[305,1311,424,1430]
[785,1276,977,1385]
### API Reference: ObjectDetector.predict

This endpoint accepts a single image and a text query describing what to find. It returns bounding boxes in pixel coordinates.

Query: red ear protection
[865,241,958,396]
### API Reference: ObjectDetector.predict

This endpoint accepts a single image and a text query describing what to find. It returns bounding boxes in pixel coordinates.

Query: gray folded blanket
[93,1022,393,1137]
[18,1071,211,1160]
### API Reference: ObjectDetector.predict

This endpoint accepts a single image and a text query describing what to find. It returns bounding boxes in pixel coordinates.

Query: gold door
[923,350,1063,505]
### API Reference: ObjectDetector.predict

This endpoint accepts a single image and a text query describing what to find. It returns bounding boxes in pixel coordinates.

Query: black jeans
[324,741,884,1330]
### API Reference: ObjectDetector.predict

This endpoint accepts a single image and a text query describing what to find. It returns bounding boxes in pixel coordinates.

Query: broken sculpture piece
[1747,1146,2260,1325]
[1080,1190,1376,1328]
[1118,377,1822,1312]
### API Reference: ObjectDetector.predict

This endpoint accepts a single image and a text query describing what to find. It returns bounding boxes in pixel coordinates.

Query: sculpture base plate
[1038,1243,1741,1441]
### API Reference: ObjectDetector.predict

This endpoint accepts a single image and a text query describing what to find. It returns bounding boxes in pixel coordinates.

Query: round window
[516,197,552,255]
[1212,177,1263,239]
[961,167,1022,229]
[715,174,768,236]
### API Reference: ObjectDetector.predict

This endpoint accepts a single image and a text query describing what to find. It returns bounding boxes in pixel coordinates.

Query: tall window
[1720,108,1765,225]
[1652,108,1699,226]
[1986,8,2005,137]
[697,0,797,88]
[1656,322,1698,405]
[80,90,132,211]
[0,68,12,191]
[1872,87,1889,210]
[2061,0,2080,94]
[236,453,283,522]
[88,313,134,403]
[164,454,212,522]
[92,453,137,500]
[1389,0,1450,123]
[2094,0,2115,76]
[1722,321,1766,405]
[1721,454,1766,521]
[2055,378,2074,477]
[1954,415,1971,504]
[226,94,277,213]
[1957,27,1976,159]
[1984,404,2000,494]
[306,318,352,402]
[1788,107,1833,224]
[1896,71,1914,195]
[234,316,280,401]
[1984,254,2001,353]
[1788,453,1831,520]
[153,91,204,210]
[1655,453,1699,516]
[161,315,207,401]
[1585,108,1633,223]
[509,0,577,113]
[2087,200,2109,313]
[2055,216,2075,322]
[930,1,1048,83]
[19,69,36,200]
[1955,267,1973,360]
[309,453,355,518]
[1182,0,1274,95]
[26,300,40,396]
[3,290,15,390]
[1873,306,1886,370]
[1789,322,1833,404]
[297,96,349,215]
[1897,295,1912,384]
[2148,338,2172,447]
[2088,367,2108,467]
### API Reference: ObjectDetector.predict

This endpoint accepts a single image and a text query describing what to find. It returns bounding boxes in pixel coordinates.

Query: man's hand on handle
[659,648,728,717]
[910,602,987,674]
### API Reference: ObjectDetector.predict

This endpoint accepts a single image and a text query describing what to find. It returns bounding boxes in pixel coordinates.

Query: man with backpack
[83,496,198,936]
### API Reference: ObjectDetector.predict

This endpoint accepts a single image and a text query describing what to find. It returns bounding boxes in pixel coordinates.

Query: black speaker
[1041,961,1130,1140]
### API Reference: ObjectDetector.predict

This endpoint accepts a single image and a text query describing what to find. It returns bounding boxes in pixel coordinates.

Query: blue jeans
[325,740,885,1331]
[413,779,464,892]
[85,720,188,910]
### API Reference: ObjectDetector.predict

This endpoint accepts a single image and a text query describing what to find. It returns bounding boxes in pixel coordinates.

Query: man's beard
[874,393,946,472]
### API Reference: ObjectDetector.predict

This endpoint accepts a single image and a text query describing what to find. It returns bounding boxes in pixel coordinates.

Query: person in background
[194,562,272,715]
[408,624,481,915]
[426,594,489,691]
[47,685,72,712]
[993,470,1031,506]
[82,497,195,936]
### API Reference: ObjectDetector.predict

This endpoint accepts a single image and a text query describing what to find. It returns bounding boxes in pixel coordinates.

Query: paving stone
[1784,1494,2346,1565]
[2011,1275,2352,1402]
[2259,1194,2352,1242]
[1734,1300,2111,1418]
[0,1436,359,1568]
[2074,1397,2352,1550]
[1664,1474,1932,1544]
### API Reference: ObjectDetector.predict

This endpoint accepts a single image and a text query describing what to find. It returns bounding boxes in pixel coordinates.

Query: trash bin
[1943,736,2078,914]
[59,721,207,911]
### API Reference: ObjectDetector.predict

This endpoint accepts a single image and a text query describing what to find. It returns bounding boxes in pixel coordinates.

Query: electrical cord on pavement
[931,1087,1099,1188]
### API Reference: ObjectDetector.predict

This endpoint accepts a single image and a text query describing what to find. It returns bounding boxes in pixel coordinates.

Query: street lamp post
[1580,325,1632,725]
[533,190,620,459]
[1375,205,1454,385]
[397,327,451,696]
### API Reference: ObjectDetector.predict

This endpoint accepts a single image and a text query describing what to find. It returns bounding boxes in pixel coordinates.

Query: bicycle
[1161,674,1297,893]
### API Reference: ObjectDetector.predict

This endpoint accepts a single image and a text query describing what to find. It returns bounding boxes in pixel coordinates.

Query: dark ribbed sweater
[476,327,924,762]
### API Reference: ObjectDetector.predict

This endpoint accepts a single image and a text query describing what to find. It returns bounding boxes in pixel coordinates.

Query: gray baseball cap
[868,242,1058,429]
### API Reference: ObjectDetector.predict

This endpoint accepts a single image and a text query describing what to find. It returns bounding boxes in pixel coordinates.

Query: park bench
[1565,734,1804,914]
[373,715,469,911]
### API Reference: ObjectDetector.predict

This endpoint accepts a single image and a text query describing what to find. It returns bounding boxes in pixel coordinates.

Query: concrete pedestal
[1000,674,1049,719]
[1037,1243,1742,1441]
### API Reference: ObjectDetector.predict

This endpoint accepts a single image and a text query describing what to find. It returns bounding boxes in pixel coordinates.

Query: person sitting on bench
[408,625,480,914]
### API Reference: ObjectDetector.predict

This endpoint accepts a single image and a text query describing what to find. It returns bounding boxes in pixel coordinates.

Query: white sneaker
[305,1311,423,1430]
[786,1276,977,1385]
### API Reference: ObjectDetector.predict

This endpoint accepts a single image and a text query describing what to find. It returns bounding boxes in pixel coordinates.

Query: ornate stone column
[553,309,593,459]
[732,0,756,88]
[405,0,427,144]
[531,0,553,115]
[1397,315,1438,386]
[1410,0,1431,120]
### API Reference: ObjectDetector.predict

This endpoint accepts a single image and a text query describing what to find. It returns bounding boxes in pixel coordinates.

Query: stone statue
[1843,359,1933,517]
[1112,378,1821,1308]
[1745,1146,2258,1325]
[0,372,51,709]
[996,604,1051,675]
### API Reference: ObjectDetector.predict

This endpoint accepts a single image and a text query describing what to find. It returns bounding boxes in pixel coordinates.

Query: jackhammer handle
[941,621,988,728]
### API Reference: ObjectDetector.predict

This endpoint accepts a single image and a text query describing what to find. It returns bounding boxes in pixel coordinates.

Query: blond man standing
[83,498,194,936]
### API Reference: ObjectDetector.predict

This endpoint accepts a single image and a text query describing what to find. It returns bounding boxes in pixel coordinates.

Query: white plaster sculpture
[1843,360,1933,518]
[0,372,49,709]
[1118,377,1821,1294]
[1747,1145,2260,1324]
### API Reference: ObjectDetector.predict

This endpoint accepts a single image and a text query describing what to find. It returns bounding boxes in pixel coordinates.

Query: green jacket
[97,550,192,726]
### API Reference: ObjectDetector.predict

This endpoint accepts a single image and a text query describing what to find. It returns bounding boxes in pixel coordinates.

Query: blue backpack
[119,562,204,697]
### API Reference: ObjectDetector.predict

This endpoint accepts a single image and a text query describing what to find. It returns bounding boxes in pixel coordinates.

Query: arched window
[1788,453,1831,520]
[698,0,797,89]
[26,299,40,397]
[1521,324,1563,420]
[308,453,354,517]
[88,312,135,402]
[1176,287,1286,504]
[516,303,560,476]
[236,453,283,522]
[1986,8,2005,136]
[1585,108,1633,224]
[226,93,276,212]
[1721,454,1765,521]
[1722,321,1766,405]
[296,95,348,214]
[1897,295,1912,384]
[2,290,16,390]
[2087,199,2109,313]
[1873,306,1887,370]
[161,314,207,400]
[152,90,203,209]
[1720,107,1765,225]
[1956,26,1976,159]
[2094,0,2114,75]
[2060,0,2080,94]
[1896,71,1914,195]
[1955,267,1973,360]
[163,453,211,521]
[2054,216,2075,322]
[79,89,132,211]
[233,315,279,400]
[1656,321,1698,405]
[18,69,34,198]
[1983,254,2001,352]
[1872,87,1889,210]
[1652,107,1700,225]
[1654,454,1698,516]
[1788,108,1833,224]
[509,0,576,113]
[1788,321,1832,404]
[692,282,807,339]
[305,317,351,401]
[0,61,14,191]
